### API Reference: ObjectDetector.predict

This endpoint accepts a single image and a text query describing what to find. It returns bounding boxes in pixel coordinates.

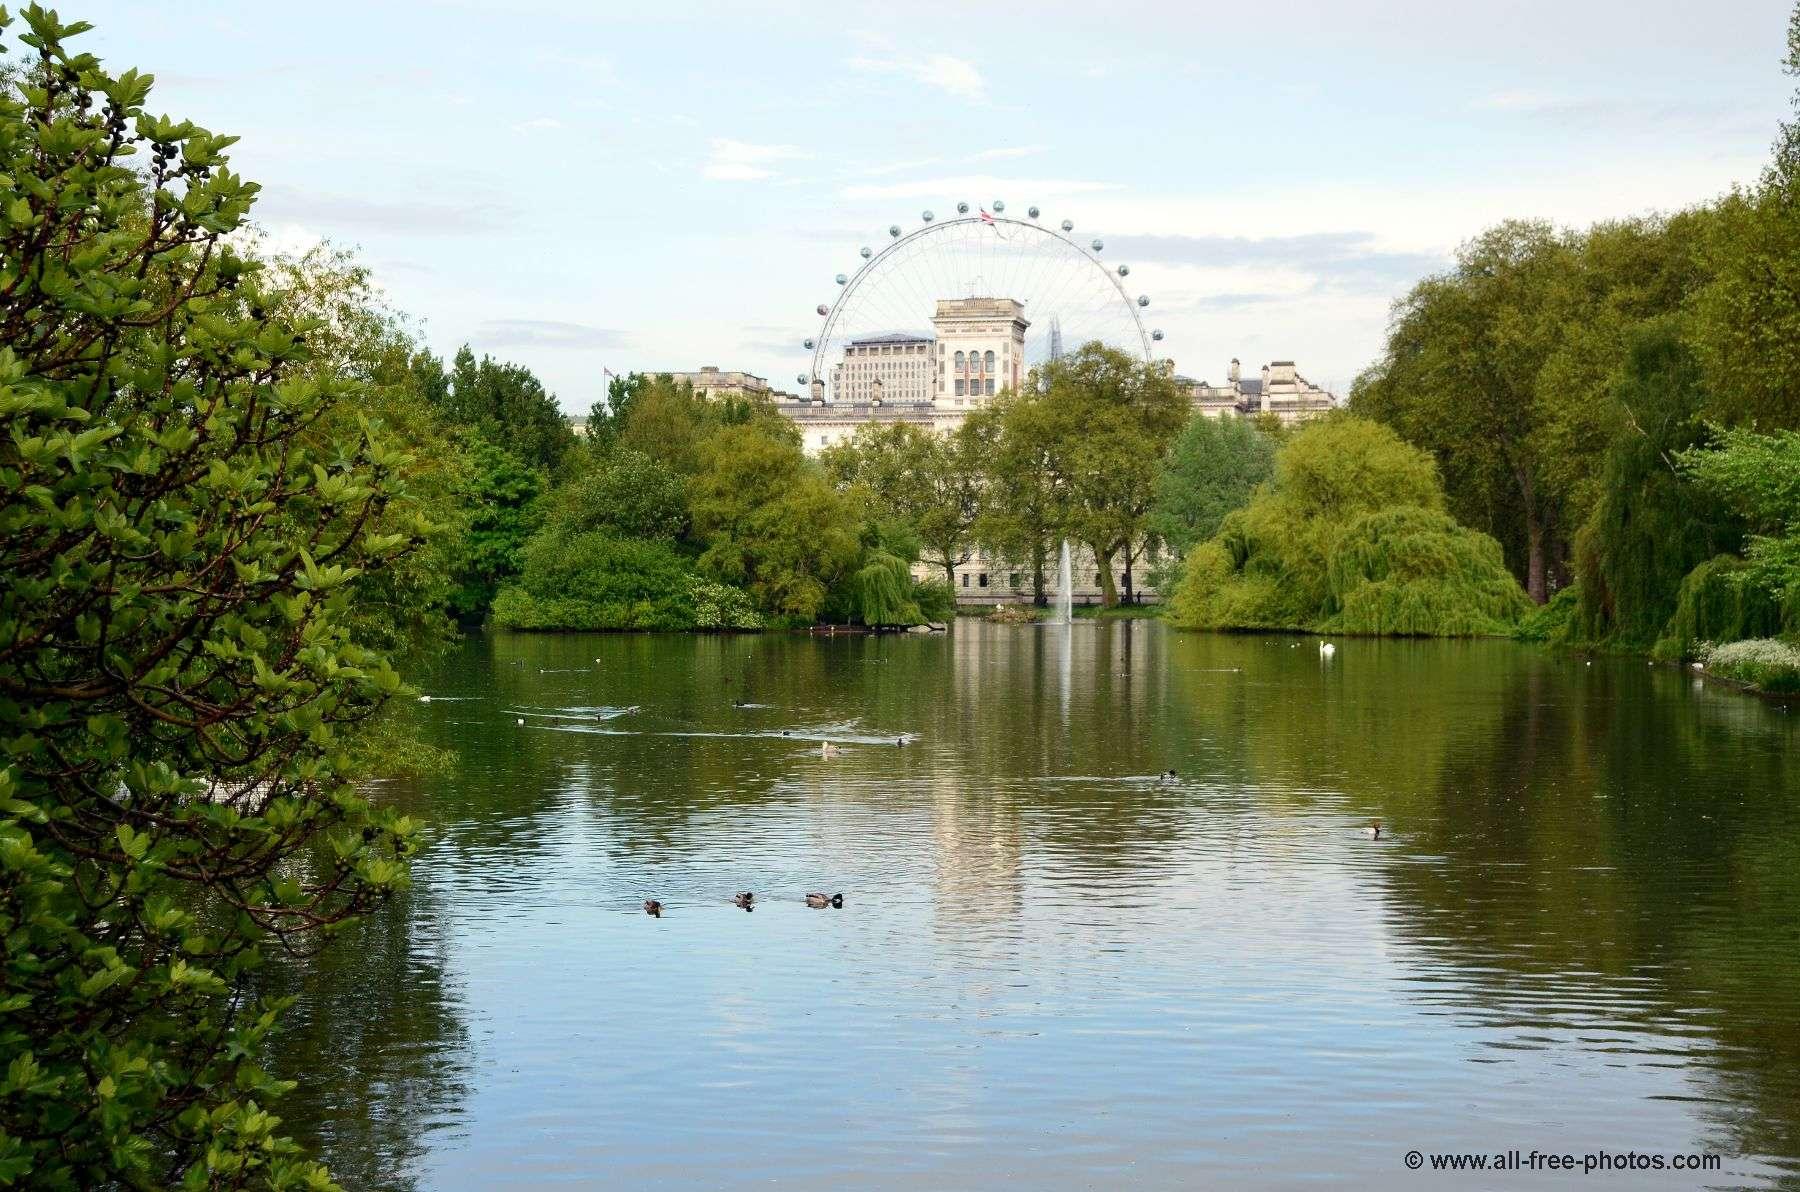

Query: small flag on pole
[980,208,995,225]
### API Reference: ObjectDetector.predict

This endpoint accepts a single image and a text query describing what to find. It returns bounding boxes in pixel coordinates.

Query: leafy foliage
[1653,555,1799,660]
[1680,424,1800,602]
[1570,323,1744,649]
[0,11,420,1186]
[445,434,543,623]
[1169,418,1529,635]
[437,345,575,477]
[822,421,982,592]
[1149,413,1276,557]
[688,422,859,622]
[491,531,759,631]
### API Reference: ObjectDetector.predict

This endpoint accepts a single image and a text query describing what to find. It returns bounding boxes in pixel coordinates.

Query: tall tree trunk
[942,557,957,596]
[1526,515,1548,605]
[1123,543,1137,605]
[1094,544,1118,607]
[1032,540,1047,607]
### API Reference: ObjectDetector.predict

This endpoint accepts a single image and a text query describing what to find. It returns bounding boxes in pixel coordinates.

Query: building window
[955,379,966,396]
[961,573,970,588]
[985,378,995,395]
[984,350,995,372]
[978,573,989,587]
[1009,573,1020,588]
[954,350,965,369]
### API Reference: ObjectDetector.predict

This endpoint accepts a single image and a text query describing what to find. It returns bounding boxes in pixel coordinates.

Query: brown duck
[644,899,663,917]
[805,892,845,909]
[733,892,755,910]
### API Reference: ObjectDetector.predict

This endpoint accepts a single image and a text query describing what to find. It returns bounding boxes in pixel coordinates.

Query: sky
[70,0,1800,410]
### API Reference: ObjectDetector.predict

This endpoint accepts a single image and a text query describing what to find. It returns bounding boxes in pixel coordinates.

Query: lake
[269,622,1800,1189]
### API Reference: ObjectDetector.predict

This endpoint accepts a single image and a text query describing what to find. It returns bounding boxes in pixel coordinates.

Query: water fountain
[1056,540,1074,625]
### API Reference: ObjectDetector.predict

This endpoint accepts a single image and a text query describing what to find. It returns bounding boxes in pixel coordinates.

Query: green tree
[688,422,859,621]
[966,399,1057,604]
[549,447,687,541]
[1570,323,1743,648]
[1169,417,1529,634]
[1150,414,1277,555]
[437,346,575,476]
[1680,424,1800,602]
[446,434,543,622]
[1037,345,1189,604]
[492,530,760,632]
[0,12,419,1186]
[821,421,982,592]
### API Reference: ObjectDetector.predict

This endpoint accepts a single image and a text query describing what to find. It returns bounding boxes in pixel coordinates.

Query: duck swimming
[732,892,754,910]
[1160,769,1178,781]
[805,893,845,909]
[644,899,663,917]
[1368,820,1384,840]
[820,742,842,758]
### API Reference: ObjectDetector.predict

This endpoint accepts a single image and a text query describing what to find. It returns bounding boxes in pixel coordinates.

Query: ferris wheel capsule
[1061,219,1074,232]
[956,201,969,214]
[835,273,847,285]
[1137,295,1150,307]
[817,303,830,316]
[1117,264,1130,276]
[1151,329,1164,341]
[888,224,901,237]
[993,200,1005,212]
[922,209,934,222]
[1028,205,1040,219]
[1091,238,1104,252]
[803,338,815,350]
[860,246,872,258]
[796,373,808,385]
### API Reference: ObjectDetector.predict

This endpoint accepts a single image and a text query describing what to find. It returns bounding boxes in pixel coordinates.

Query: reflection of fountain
[1056,540,1073,625]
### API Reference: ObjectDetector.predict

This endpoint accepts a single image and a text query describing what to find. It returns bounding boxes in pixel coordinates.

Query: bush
[1515,585,1582,642]
[1699,638,1800,693]
[492,531,759,631]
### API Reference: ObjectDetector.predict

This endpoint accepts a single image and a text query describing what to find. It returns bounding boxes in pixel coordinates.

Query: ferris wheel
[798,202,1160,400]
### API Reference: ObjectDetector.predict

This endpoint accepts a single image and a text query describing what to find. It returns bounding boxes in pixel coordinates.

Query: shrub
[1699,638,1800,693]
[1515,585,1582,642]
[492,531,759,631]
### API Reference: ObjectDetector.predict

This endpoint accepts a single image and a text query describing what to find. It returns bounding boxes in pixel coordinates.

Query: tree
[0,12,419,1186]
[687,422,859,621]
[1680,424,1800,603]
[1569,322,1744,648]
[436,346,575,476]
[492,531,760,632]
[549,447,687,541]
[1150,414,1277,556]
[446,434,544,622]
[1352,217,1711,603]
[821,422,982,592]
[967,399,1058,605]
[1015,344,1190,605]
[1169,417,1529,635]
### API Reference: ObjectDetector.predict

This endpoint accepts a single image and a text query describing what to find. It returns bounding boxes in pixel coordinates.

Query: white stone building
[829,333,935,405]
[928,297,1028,429]
[1187,359,1336,424]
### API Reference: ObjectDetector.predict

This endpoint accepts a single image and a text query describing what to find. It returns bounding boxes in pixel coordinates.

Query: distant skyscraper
[1048,316,1064,362]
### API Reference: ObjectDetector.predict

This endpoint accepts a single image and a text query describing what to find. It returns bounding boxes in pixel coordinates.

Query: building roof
[848,331,933,346]
[1238,379,1264,396]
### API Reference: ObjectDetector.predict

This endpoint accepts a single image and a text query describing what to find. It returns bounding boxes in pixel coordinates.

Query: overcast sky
[73,0,1798,408]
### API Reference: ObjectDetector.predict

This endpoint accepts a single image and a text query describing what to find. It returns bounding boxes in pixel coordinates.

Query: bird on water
[644,899,663,917]
[805,893,845,909]
[733,892,755,910]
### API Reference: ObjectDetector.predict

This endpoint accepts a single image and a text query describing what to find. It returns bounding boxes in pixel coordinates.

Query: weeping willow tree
[1654,555,1799,658]
[1325,507,1534,635]
[1169,417,1530,636]
[1569,323,1744,649]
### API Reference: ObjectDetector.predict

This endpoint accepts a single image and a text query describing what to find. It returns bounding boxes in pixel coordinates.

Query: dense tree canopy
[1169,418,1530,635]
[0,12,420,1186]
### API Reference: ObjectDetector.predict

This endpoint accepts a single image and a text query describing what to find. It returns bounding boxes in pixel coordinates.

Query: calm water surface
[269,623,1800,1190]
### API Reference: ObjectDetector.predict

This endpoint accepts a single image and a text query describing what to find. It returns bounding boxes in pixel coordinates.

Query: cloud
[842,174,1118,201]
[512,117,564,132]
[473,320,629,350]
[848,53,986,101]
[258,191,516,236]
[974,145,1048,162]
[703,138,810,182]
[1105,231,1447,294]
[1471,90,1754,136]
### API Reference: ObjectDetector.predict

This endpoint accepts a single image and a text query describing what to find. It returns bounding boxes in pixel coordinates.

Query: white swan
[1319,641,1336,657]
